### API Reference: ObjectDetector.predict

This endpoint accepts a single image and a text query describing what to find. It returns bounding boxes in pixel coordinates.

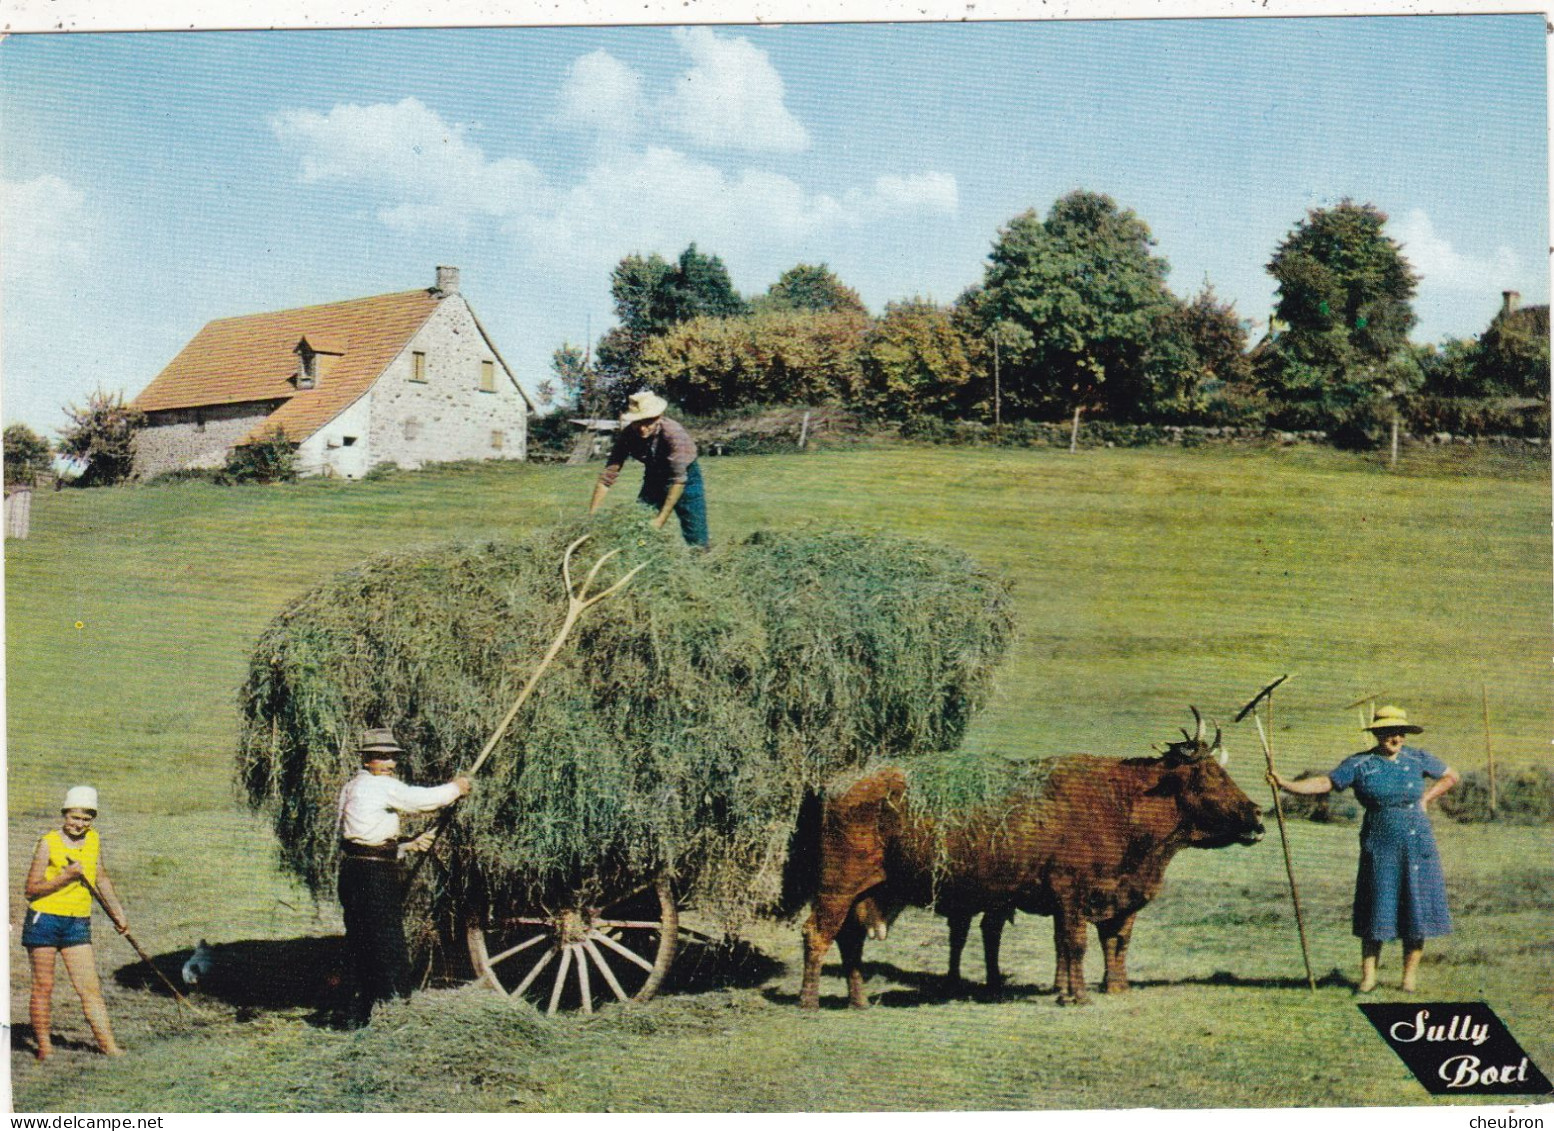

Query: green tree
[754,263,867,317]
[3,423,52,486]
[1143,285,1254,422]
[1416,337,1483,398]
[975,191,1178,428]
[636,309,868,414]
[57,389,145,486]
[858,299,979,420]
[550,342,606,414]
[596,245,747,397]
[1257,200,1420,442]
[661,243,746,323]
[1474,305,1550,398]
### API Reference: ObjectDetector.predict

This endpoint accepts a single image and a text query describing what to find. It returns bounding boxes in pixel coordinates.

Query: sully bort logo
[1358,1003,1553,1095]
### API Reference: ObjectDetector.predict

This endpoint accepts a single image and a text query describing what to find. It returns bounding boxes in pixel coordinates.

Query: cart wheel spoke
[575,945,593,1014]
[592,929,656,972]
[511,946,556,999]
[583,938,630,1002]
[547,945,574,1015]
[592,919,667,930]
[488,933,549,967]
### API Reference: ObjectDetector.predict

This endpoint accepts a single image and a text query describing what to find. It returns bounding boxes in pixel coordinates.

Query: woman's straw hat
[1363,705,1423,734]
[620,390,668,426]
[62,785,99,813]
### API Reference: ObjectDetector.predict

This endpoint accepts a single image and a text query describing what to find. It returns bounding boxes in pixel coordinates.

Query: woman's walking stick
[1237,674,1317,992]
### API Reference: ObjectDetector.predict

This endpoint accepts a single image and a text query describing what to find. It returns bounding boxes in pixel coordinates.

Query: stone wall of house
[363,295,529,473]
[132,401,282,479]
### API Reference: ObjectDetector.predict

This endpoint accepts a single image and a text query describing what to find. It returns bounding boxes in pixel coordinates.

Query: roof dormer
[291,333,347,390]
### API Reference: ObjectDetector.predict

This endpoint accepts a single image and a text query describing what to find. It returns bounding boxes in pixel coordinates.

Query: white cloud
[559,49,643,134]
[269,97,542,232]
[1392,208,1522,294]
[845,172,959,219]
[1,174,90,281]
[270,98,955,293]
[514,146,955,281]
[663,27,809,154]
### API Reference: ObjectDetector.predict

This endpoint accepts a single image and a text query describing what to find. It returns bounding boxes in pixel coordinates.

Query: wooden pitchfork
[407,536,645,875]
[1235,673,1317,993]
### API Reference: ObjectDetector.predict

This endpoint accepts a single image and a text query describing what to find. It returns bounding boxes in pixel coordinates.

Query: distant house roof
[1497,303,1550,337]
[133,288,443,443]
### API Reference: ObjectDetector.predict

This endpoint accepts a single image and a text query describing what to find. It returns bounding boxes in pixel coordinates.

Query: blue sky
[2,16,1546,432]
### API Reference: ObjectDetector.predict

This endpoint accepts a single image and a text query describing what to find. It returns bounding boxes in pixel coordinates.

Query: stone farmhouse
[131,266,533,479]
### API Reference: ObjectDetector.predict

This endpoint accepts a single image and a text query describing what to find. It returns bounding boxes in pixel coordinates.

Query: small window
[342,436,357,447]
[403,418,420,441]
[480,359,495,392]
[297,349,317,390]
[411,351,427,383]
[490,430,504,451]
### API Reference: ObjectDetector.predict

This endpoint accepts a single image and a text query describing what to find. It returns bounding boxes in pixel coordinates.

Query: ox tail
[775,788,825,920]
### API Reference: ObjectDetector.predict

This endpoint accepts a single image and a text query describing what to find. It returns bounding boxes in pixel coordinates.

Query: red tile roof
[133,289,442,444]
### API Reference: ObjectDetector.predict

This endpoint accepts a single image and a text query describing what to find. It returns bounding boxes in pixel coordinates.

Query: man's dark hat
[358,727,404,757]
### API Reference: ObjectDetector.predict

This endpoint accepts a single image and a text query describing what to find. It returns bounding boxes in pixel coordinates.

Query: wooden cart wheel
[467,874,679,1014]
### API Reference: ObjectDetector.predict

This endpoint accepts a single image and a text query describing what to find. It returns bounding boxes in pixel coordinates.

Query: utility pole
[992,334,1002,428]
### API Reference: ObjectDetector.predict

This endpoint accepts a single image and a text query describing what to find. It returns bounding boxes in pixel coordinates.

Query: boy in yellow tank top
[23,786,129,1060]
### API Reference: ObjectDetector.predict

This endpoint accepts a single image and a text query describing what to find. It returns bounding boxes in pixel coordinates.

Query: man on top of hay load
[336,727,470,1027]
[588,390,710,547]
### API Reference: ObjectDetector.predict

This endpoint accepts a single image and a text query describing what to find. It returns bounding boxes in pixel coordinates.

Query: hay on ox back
[237,511,1013,948]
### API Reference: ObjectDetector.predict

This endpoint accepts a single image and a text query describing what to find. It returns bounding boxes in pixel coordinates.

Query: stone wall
[363,295,529,473]
[132,401,282,479]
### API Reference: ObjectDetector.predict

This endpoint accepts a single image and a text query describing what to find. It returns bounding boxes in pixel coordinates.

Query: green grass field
[7,442,1552,1111]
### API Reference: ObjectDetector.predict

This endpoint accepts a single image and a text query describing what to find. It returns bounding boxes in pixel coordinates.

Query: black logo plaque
[1358,1003,1553,1095]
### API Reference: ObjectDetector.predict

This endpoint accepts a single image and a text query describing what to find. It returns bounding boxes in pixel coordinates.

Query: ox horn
[1211,719,1228,766]
[1190,705,1204,744]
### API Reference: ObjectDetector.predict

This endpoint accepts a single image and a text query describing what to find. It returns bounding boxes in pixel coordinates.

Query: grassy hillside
[8,443,1551,1111]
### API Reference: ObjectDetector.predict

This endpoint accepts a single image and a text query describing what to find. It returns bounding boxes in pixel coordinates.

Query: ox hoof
[1101,982,1129,995]
[848,996,871,1011]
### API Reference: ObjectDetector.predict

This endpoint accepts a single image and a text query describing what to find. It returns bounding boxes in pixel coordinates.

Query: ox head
[1153,707,1264,848]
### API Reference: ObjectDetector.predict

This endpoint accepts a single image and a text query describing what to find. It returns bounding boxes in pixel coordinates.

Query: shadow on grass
[766,960,1354,1008]
[659,934,785,996]
[111,931,782,1023]
[9,1024,102,1057]
[763,958,1051,1010]
[112,935,347,1021]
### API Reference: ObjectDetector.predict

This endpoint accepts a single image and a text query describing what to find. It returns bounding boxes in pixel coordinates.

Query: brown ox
[799,709,1264,1008]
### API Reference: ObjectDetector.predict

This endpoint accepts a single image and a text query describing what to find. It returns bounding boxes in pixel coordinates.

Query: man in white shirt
[336,727,470,1027]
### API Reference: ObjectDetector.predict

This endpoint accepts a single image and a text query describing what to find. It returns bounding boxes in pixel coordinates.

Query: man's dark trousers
[338,856,410,1026]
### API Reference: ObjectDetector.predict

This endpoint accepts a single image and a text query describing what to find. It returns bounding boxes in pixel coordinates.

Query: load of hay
[238,511,1013,940]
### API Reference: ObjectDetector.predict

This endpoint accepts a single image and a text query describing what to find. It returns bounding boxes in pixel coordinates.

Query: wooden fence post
[5,486,32,540]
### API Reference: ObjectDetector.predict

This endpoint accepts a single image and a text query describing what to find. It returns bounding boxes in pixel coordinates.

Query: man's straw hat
[1363,705,1423,734]
[358,727,404,757]
[620,390,668,426]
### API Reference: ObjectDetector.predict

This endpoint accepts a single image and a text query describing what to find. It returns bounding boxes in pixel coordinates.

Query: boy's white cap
[62,785,98,813]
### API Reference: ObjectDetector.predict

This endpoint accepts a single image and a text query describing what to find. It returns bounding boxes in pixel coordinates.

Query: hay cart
[240,519,1014,1017]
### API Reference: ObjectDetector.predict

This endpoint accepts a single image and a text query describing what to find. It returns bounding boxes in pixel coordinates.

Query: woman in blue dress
[1271,705,1459,992]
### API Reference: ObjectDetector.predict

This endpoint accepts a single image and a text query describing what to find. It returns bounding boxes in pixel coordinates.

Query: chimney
[1502,290,1520,316]
[435,265,460,296]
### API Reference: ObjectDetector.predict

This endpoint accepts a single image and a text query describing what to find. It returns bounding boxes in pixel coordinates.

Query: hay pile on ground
[238,511,1013,938]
